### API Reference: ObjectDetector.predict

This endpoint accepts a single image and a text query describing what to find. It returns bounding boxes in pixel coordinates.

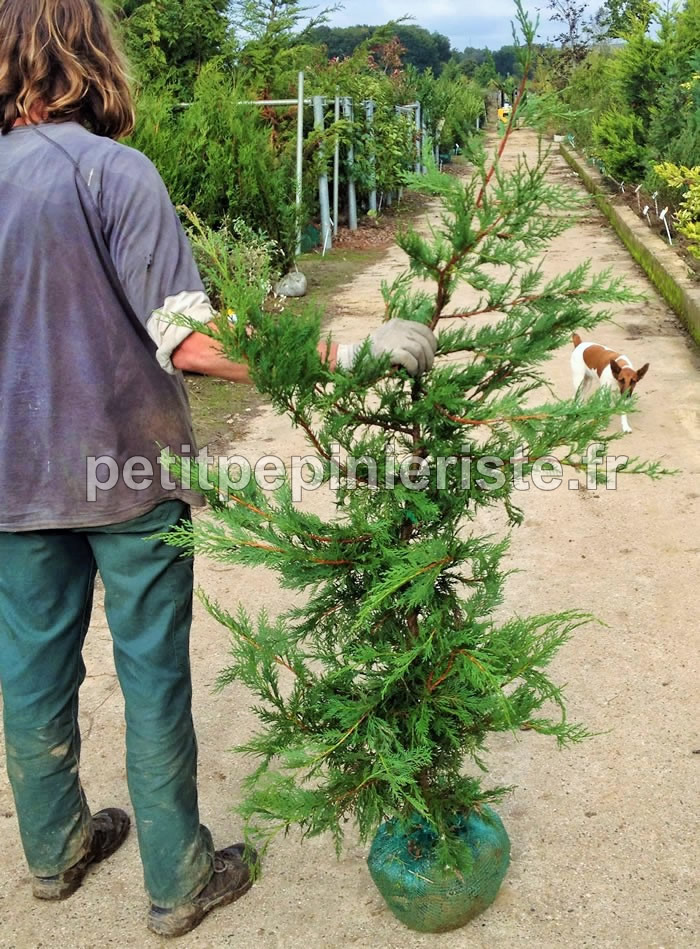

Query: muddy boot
[32,807,131,900]
[147,844,258,938]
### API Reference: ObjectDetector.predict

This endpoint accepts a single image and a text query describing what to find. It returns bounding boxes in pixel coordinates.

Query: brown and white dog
[571,332,650,433]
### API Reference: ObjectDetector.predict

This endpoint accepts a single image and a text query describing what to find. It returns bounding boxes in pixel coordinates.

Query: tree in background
[545,0,594,81]
[367,35,406,75]
[647,1,700,168]
[128,66,300,263]
[313,32,422,203]
[564,11,661,180]
[593,0,656,39]
[492,45,520,78]
[307,24,371,59]
[117,0,230,94]
[460,47,491,78]
[229,0,330,96]
[473,51,498,87]
[609,14,661,128]
[410,62,485,153]
[119,2,486,266]
[550,44,619,143]
[308,23,454,74]
[548,0,700,241]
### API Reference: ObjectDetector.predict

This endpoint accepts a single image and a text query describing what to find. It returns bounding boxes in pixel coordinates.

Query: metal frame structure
[200,72,427,256]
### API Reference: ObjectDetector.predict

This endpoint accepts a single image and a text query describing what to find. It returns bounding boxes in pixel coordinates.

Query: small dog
[571,333,650,433]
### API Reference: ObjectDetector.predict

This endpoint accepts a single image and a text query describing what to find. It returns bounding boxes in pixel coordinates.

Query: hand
[336,319,437,376]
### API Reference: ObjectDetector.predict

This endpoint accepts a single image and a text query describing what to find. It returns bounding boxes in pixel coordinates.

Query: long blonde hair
[0,0,134,138]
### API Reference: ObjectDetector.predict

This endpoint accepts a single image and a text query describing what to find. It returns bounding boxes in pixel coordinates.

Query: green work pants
[0,501,213,907]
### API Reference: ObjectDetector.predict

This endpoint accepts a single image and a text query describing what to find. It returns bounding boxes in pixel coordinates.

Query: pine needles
[164,0,671,869]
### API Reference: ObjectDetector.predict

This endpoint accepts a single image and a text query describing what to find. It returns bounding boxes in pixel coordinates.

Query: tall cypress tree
[165,1,666,870]
[117,0,231,93]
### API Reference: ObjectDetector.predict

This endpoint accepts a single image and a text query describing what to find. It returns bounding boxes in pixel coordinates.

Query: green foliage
[648,47,700,171]
[610,16,662,127]
[472,51,499,87]
[180,208,280,311]
[128,66,300,264]
[308,23,454,74]
[594,0,656,39]
[414,68,485,151]
[163,3,668,867]
[229,0,329,96]
[592,111,648,181]
[554,0,700,191]
[312,62,416,200]
[117,0,231,96]
[352,104,414,198]
[555,46,618,144]
[117,3,490,256]
[493,45,522,78]
[561,146,700,341]
[654,162,700,258]
[313,37,484,204]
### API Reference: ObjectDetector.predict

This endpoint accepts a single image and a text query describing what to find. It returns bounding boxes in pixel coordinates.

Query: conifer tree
[165,1,666,869]
[117,0,230,93]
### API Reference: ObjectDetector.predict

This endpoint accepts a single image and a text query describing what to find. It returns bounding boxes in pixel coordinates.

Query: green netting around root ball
[367,806,510,933]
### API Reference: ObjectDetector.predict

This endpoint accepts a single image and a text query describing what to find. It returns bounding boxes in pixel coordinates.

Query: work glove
[336,319,437,377]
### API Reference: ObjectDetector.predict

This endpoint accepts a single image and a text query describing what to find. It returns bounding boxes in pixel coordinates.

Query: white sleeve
[146,290,215,374]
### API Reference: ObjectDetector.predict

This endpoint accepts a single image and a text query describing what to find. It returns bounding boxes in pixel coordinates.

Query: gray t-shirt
[0,121,208,530]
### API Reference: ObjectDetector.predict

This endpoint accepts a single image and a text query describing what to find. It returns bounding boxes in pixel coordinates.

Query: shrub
[654,162,700,258]
[557,46,621,148]
[592,110,648,181]
[179,208,280,311]
[128,66,301,264]
[438,79,485,150]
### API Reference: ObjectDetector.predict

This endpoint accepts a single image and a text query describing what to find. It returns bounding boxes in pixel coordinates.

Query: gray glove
[336,319,437,376]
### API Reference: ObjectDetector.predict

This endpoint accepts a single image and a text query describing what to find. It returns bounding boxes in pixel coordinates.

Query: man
[0,0,436,937]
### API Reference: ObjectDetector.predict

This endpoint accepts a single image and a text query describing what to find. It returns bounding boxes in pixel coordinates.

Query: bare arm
[170,323,339,380]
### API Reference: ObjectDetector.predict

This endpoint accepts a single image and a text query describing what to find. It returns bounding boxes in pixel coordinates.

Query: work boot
[147,843,258,938]
[32,807,131,900]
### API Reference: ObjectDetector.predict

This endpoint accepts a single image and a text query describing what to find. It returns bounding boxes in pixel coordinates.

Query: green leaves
[128,66,301,263]
[158,0,674,862]
[593,110,648,182]
[655,160,700,258]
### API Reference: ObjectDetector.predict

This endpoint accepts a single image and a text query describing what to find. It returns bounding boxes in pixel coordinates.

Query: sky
[322,2,595,52]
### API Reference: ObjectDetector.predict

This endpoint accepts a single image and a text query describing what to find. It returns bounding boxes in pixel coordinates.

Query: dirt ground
[1,130,698,948]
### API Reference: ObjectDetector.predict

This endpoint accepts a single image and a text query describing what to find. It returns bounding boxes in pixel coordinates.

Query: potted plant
[165,2,664,932]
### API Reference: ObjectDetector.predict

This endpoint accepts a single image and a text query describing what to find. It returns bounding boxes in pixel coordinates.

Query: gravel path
[1,130,698,948]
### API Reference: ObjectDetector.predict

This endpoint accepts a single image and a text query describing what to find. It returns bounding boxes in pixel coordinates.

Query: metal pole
[414,103,421,174]
[343,97,358,231]
[333,92,340,238]
[421,117,427,174]
[296,72,304,257]
[313,95,332,253]
[366,99,377,213]
[241,98,309,106]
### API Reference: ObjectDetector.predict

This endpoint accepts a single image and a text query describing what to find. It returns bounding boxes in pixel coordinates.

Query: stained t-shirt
[0,121,210,530]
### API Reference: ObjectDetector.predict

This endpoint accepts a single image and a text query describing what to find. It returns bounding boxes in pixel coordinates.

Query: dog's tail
[572,332,582,348]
